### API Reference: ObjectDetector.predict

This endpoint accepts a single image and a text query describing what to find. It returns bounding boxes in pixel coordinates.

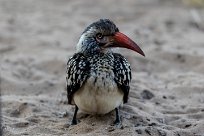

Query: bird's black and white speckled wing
[66,53,90,104]
[113,53,132,103]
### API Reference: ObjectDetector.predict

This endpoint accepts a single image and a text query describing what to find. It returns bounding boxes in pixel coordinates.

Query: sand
[1,0,204,135]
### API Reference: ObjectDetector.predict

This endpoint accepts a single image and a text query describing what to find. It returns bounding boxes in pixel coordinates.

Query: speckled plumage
[66,19,143,125]
[66,51,131,113]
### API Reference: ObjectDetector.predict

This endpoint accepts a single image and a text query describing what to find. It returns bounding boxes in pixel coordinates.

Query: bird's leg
[71,105,79,125]
[114,107,121,125]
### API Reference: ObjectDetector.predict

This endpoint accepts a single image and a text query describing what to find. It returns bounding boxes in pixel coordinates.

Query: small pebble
[63,123,70,128]
[136,129,142,134]
[158,129,166,136]
[185,124,192,128]
[155,102,160,105]
[141,90,154,100]
[13,122,29,128]
[145,128,151,135]
[162,96,167,99]
[148,122,157,126]
[106,126,115,132]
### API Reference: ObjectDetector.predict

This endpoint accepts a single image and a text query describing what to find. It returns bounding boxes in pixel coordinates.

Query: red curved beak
[112,32,145,57]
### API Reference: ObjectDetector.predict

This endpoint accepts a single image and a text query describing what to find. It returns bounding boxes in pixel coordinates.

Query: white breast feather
[73,75,123,114]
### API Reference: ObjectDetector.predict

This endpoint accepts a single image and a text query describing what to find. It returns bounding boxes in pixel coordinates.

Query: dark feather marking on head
[82,19,119,35]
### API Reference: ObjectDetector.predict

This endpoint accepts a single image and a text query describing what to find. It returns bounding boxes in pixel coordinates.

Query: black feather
[66,53,90,104]
[113,53,131,103]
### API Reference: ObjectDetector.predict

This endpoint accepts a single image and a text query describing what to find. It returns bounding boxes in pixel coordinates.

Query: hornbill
[66,19,145,125]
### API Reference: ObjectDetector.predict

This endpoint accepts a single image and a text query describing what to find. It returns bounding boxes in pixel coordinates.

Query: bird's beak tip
[141,52,145,57]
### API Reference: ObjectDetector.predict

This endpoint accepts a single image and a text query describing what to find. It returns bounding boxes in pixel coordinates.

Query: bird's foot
[113,108,122,128]
[69,105,79,125]
[64,119,80,128]
[114,118,120,125]
[111,118,122,128]
[71,119,80,125]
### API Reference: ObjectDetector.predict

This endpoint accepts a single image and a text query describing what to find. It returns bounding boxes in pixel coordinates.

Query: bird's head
[77,19,145,56]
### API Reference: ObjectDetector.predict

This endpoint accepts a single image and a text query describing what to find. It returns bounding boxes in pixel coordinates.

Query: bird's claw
[114,119,120,125]
[71,119,80,125]
[113,119,122,128]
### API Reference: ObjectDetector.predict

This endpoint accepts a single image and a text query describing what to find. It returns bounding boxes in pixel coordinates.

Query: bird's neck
[81,49,112,58]
[77,42,113,56]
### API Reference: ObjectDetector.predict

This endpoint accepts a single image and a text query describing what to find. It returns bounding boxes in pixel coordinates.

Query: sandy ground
[1,0,204,135]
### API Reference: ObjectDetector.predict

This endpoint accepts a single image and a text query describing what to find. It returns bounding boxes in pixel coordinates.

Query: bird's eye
[96,33,103,39]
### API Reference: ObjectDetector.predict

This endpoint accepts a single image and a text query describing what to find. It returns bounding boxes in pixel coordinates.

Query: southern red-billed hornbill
[66,19,145,125]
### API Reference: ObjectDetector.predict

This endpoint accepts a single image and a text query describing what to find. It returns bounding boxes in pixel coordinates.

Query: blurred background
[1,0,204,135]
